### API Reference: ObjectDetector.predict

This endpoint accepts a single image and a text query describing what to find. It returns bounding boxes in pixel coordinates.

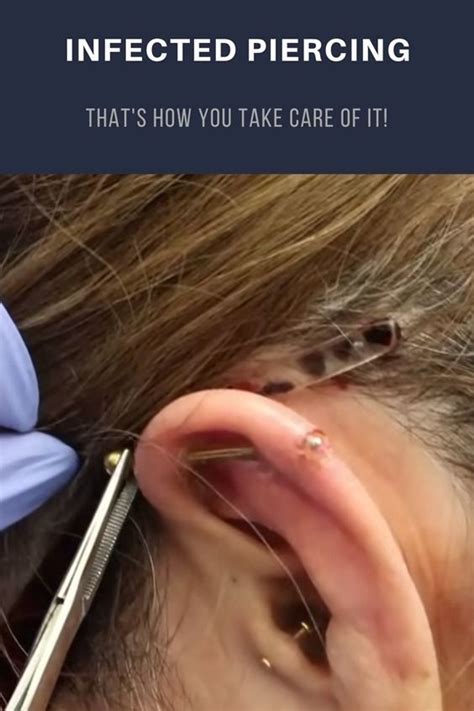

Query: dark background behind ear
[0,0,472,172]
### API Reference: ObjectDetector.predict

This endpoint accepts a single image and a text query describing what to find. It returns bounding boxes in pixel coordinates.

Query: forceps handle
[6,450,134,711]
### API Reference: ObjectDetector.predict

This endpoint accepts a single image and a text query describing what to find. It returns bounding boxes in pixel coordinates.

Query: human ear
[135,389,443,711]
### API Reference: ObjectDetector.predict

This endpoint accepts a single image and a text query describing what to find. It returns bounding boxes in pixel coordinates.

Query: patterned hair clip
[298,318,401,382]
[229,318,401,397]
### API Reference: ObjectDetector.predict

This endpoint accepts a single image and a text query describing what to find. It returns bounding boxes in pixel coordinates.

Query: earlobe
[135,389,442,711]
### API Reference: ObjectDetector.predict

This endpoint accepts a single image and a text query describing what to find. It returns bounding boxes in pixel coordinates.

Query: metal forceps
[6,448,254,711]
[6,450,137,710]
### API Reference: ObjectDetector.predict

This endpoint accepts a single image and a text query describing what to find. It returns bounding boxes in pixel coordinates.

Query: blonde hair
[0,174,473,705]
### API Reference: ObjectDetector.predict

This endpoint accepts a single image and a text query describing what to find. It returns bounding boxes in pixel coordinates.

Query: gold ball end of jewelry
[104,450,122,476]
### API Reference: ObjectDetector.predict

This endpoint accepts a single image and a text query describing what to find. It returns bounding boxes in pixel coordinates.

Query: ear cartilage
[299,318,401,384]
[188,321,399,465]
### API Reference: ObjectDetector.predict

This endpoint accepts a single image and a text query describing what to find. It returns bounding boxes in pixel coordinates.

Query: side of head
[0,174,473,710]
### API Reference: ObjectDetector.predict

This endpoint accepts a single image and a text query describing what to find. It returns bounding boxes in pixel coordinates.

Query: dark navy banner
[0,0,473,172]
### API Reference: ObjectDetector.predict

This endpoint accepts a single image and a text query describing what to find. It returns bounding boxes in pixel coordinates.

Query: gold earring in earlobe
[293,620,312,641]
[292,617,329,665]
[260,620,322,672]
